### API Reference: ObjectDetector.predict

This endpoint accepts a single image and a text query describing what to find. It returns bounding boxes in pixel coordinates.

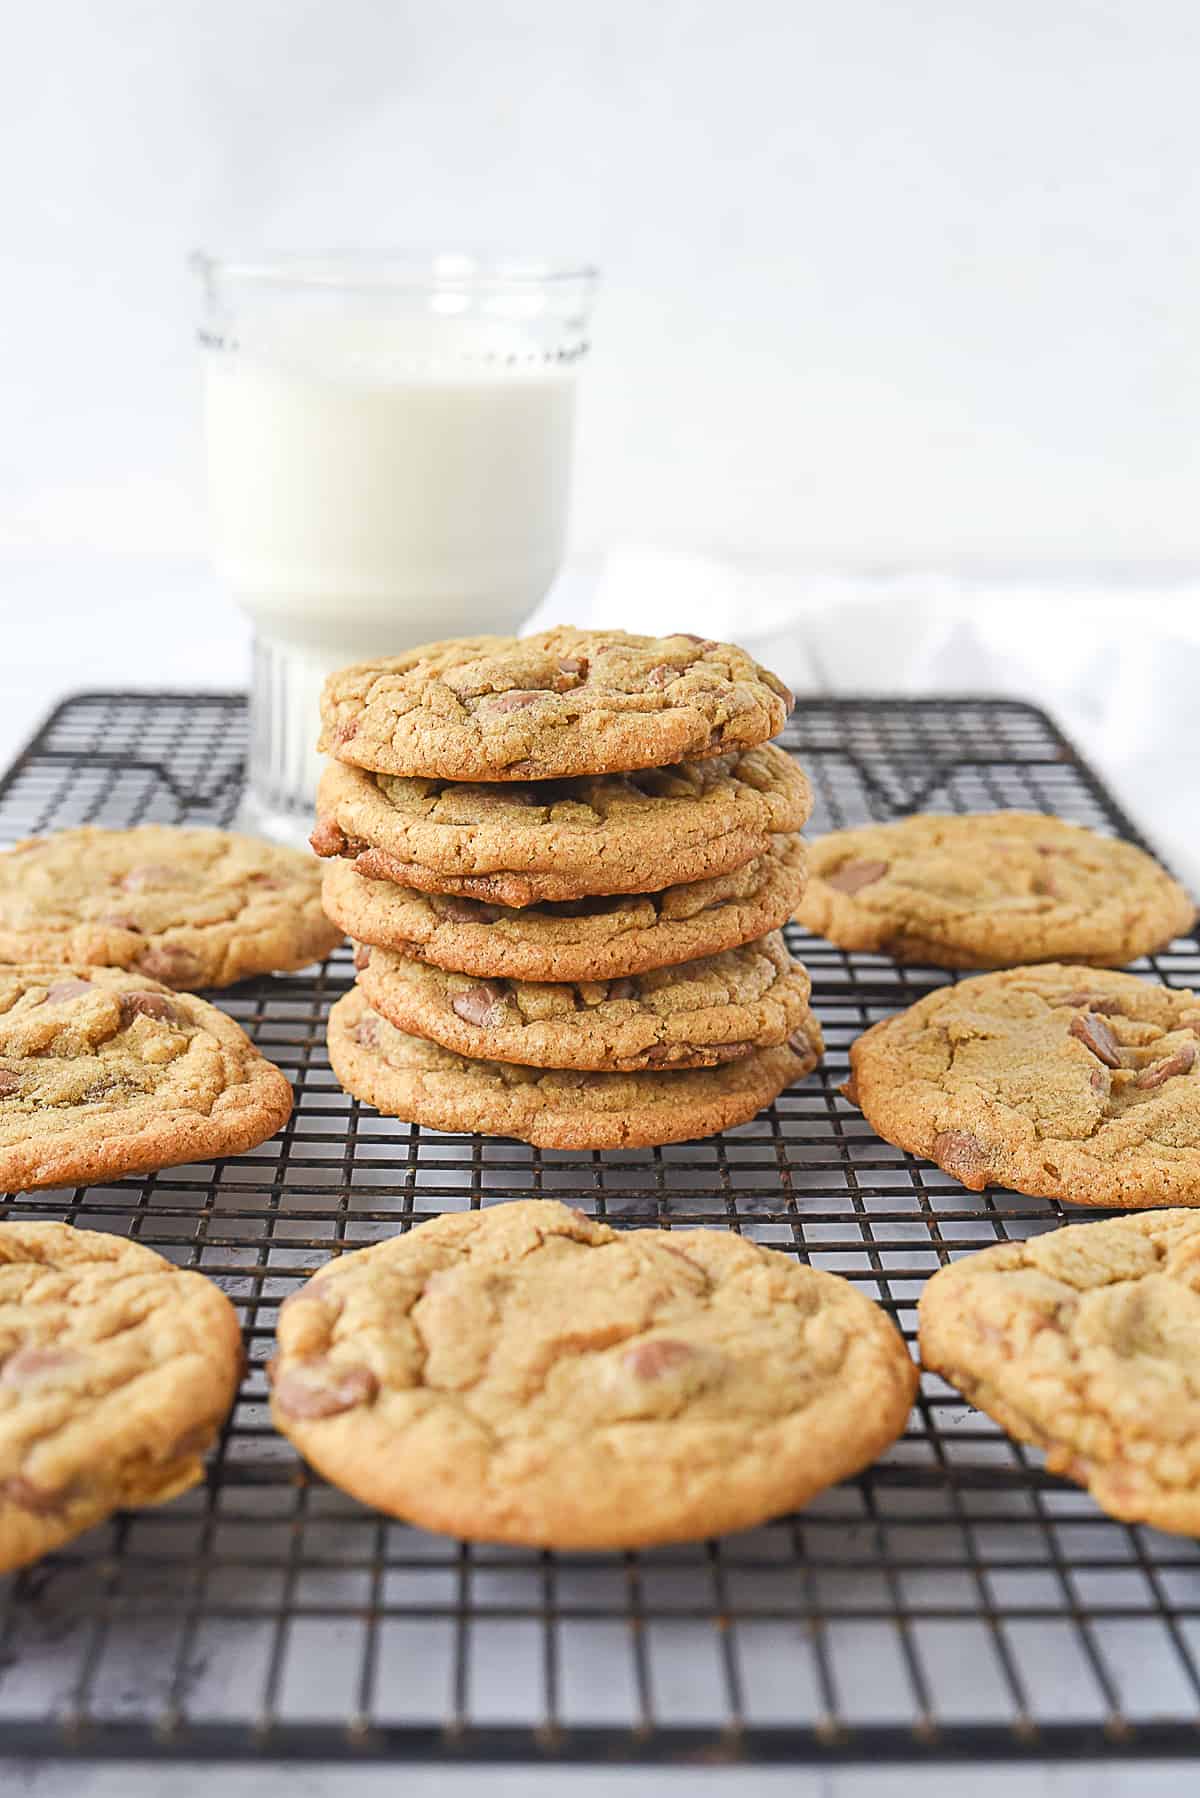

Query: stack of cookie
[311,628,823,1148]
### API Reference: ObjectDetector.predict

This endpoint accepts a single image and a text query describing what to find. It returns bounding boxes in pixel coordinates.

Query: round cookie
[328,987,822,1149]
[919,1210,1200,1537]
[847,963,1200,1208]
[321,836,807,981]
[311,747,811,908]
[0,1222,243,1571]
[0,964,294,1190]
[318,629,793,782]
[269,1200,915,1548]
[0,826,343,989]
[356,932,812,1072]
[797,812,1194,969]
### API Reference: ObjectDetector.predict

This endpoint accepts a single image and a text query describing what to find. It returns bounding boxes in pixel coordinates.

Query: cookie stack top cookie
[313,629,820,1148]
[317,628,795,780]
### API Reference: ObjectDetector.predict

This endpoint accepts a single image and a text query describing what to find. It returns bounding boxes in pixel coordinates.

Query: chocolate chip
[788,1027,813,1057]
[625,1339,696,1379]
[451,981,508,1027]
[606,978,638,1001]
[1069,1012,1122,1068]
[1089,1067,1109,1093]
[270,1361,378,1419]
[1054,989,1124,1013]
[676,634,717,650]
[1135,1043,1197,1088]
[43,978,92,1004]
[334,720,358,743]
[119,991,179,1025]
[709,1041,756,1060]
[101,913,141,931]
[438,899,481,922]
[356,1015,381,1048]
[135,943,201,986]
[826,860,889,894]
[353,944,372,971]
[488,691,545,714]
[0,1071,19,1098]
[557,657,587,677]
[310,817,350,858]
[646,665,675,689]
[1,1345,79,1387]
[932,1130,991,1190]
[121,863,179,892]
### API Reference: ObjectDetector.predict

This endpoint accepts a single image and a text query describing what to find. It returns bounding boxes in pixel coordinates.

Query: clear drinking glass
[192,252,599,844]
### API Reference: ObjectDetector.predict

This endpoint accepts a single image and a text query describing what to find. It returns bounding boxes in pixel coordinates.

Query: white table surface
[2,547,1196,1797]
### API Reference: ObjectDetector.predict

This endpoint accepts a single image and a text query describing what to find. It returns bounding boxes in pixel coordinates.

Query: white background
[2,0,1199,566]
[1,11,1199,1792]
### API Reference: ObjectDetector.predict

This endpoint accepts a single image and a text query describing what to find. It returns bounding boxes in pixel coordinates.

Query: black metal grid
[1,688,1199,1768]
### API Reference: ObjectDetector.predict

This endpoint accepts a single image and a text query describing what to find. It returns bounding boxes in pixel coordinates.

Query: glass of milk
[192,252,599,843]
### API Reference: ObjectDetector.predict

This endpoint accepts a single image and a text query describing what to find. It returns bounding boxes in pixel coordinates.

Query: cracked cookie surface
[318,628,793,782]
[311,747,810,908]
[328,987,822,1149]
[797,812,1194,969]
[269,1199,915,1547]
[321,836,806,981]
[356,931,812,1071]
[0,964,294,1189]
[0,1222,243,1570]
[847,964,1200,1207]
[0,826,342,988]
[919,1210,1200,1536]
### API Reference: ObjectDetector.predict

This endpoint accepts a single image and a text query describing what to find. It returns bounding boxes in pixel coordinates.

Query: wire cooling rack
[1,689,1199,1768]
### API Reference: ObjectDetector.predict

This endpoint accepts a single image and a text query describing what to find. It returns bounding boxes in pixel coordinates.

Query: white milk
[201,317,580,835]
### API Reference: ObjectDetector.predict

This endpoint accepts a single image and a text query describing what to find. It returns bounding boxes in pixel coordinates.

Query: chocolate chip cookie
[847,964,1200,1207]
[797,812,1194,969]
[355,932,812,1072]
[0,965,294,1190]
[920,1210,1200,1536]
[0,826,343,988]
[311,747,811,908]
[318,629,793,782]
[269,1200,915,1548]
[321,836,807,982]
[328,987,822,1149]
[0,1222,243,1570]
